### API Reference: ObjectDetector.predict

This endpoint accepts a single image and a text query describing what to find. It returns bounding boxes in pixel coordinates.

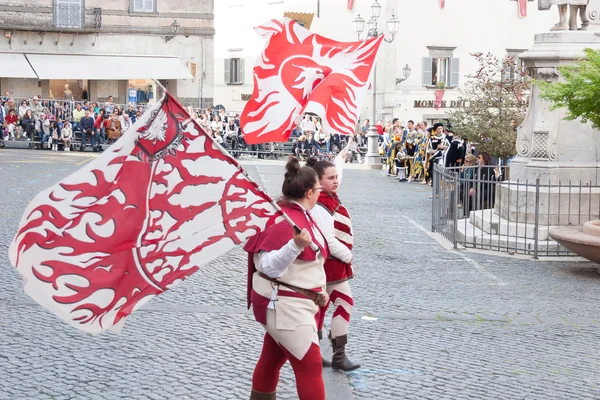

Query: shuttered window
[502,50,526,82]
[423,47,459,88]
[224,58,245,85]
[131,0,155,13]
[55,0,83,29]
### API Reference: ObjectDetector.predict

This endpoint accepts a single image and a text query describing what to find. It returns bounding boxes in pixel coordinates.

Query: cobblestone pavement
[1,149,600,399]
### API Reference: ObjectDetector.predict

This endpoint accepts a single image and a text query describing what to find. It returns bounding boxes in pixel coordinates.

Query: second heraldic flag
[241,18,384,144]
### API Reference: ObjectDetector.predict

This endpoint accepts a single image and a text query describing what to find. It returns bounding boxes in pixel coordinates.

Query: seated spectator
[120,113,132,133]
[72,103,85,131]
[80,109,97,151]
[21,109,35,139]
[18,100,30,118]
[213,130,224,145]
[345,135,364,164]
[127,103,136,122]
[36,114,51,144]
[306,133,321,157]
[50,121,61,151]
[4,98,15,117]
[30,97,44,121]
[61,121,73,151]
[376,120,384,135]
[105,113,122,142]
[4,108,18,140]
[105,96,115,114]
[326,132,341,154]
[225,117,239,150]
[294,135,310,160]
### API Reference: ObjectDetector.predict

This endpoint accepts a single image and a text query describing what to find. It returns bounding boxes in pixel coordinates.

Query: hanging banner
[518,0,527,17]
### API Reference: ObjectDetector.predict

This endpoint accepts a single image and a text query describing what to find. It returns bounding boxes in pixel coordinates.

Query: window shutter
[142,0,154,12]
[422,57,433,87]
[238,58,245,84]
[450,58,460,87]
[133,0,143,11]
[224,58,231,84]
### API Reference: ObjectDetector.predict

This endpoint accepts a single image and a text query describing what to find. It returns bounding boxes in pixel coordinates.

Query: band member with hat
[427,122,447,185]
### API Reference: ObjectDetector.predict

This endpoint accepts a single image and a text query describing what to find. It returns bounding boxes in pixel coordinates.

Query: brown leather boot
[318,330,332,368]
[250,389,276,399]
[330,334,361,372]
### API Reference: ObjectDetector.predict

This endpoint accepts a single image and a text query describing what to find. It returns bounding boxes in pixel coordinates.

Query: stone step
[469,209,551,241]
[456,218,562,254]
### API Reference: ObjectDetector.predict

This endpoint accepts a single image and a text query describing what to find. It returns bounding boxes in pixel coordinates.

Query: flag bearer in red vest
[307,154,361,372]
[245,157,330,400]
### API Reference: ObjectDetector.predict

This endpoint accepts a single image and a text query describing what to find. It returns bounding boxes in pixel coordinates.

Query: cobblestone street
[2,149,600,399]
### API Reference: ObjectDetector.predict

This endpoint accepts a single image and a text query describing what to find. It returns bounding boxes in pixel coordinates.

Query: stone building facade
[0,0,214,107]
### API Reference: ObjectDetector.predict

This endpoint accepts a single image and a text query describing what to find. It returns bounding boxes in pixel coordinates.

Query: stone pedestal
[455,31,600,256]
[365,125,382,169]
[511,31,600,185]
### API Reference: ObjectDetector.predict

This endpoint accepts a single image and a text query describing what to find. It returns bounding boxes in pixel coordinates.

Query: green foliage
[538,48,600,129]
[447,52,531,160]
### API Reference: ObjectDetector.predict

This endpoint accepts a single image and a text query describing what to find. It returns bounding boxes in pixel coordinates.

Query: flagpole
[152,80,320,253]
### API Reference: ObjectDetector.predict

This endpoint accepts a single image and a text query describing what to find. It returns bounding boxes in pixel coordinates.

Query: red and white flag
[439,0,445,9]
[518,0,527,17]
[9,92,284,334]
[241,18,383,144]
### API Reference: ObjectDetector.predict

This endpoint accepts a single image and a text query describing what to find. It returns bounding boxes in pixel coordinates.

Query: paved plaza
[1,149,600,399]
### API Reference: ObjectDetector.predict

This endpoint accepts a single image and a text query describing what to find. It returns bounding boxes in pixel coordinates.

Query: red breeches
[252,332,325,400]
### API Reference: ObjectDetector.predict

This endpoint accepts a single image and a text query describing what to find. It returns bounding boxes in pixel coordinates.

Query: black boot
[318,330,332,368]
[250,389,276,399]
[330,334,361,372]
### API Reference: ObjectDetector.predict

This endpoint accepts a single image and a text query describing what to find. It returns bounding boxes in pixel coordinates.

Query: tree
[538,48,600,129]
[447,52,531,160]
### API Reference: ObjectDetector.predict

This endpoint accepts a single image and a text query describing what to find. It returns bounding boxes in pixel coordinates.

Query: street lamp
[352,1,399,168]
[165,20,180,43]
[370,0,382,19]
[352,14,365,39]
[396,64,412,84]
[171,20,180,34]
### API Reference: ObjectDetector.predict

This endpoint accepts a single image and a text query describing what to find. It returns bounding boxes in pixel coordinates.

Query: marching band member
[426,123,447,186]
[245,157,330,400]
[307,151,361,372]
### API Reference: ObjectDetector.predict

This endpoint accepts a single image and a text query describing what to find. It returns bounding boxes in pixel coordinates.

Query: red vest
[244,202,329,309]
[317,193,354,284]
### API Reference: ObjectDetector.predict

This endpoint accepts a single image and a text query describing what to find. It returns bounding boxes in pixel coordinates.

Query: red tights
[252,332,325,400]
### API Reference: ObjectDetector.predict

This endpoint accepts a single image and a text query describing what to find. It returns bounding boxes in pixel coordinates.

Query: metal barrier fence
[431,164,600,258]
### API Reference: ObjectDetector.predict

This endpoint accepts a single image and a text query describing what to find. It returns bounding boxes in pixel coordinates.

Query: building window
[54,0,84,29]
[131,0,155,13]
[224,58,245,85]
[503,49,526,81]
[422,46,459,88]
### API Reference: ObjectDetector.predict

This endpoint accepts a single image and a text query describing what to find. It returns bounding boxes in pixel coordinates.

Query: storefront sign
[128,88,137,104]
[414,100,467,108]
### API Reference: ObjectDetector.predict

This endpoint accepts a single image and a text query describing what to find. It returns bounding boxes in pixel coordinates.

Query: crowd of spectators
[0,91,146,151]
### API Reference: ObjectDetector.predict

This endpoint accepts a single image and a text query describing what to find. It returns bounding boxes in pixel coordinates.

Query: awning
[25,54,193,80]
[0,53,38,78]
